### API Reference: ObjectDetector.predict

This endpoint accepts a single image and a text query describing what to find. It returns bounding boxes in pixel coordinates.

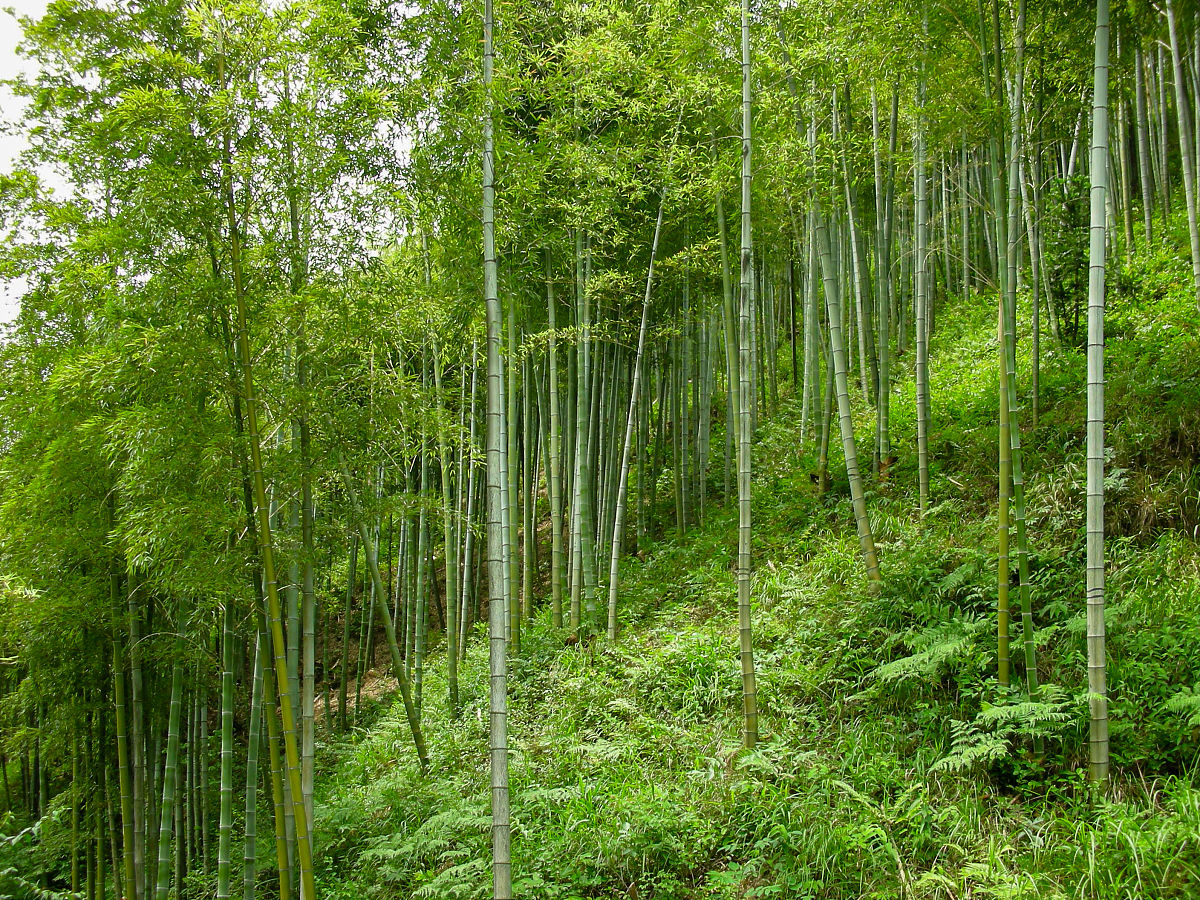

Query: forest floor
[311,246,1200,899]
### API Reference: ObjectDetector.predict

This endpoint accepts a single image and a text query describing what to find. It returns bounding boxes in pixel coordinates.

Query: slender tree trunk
[1167,0,1200,311]
[461,350,480,657]
[1190,14,1200,187]
[581,280,600,626]
[1157,45,1172,221]
[126,582,146,899]
[940,159,953,312]
[788,259,799,396]
[216,599,235,899]
[637,354,651,546]
[997,303,1012,689]
[989,0,1040,705]
[1135,44,1154,244]
[814,204,882,585]
[569,233,588,636]
[300,502,315,877]
[113,637,139,900]
[71,730,80,898]
[505,302,521,652]
[803,212,820,447]
[817,307,834,494]
[322,582,332,740]
[522,351,536,620]
[482,2,512,892]
[717,193,741,503]
[175,709,186,898]
[100,725,113,900]
[914,79,931,515]
[872,88,891,473]
[415,373,429,715]
[335,454,429,769]
[338,539,357,731]
[836,91,875,407]
[217,46,316,899]
[697,312,715,524]
[260,626,291,900]
[607,187,668,639]
[1020,153,1042,426]
[1117,95,1134,257]
[243,631,263,900]
[961,139,971,299]
[108,497,140,900]
[738,0,759,750]
[546,251,564,628]
[432,335,461,715]
[681,281,693,531]
[748,259,760,435]
[153,628,184,900]
[1086,0,1111,785]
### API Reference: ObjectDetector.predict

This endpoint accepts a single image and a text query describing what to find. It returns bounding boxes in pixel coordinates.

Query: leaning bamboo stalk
[217,40,316,899]
[432,335,461,715]
[606,187,668,639]
[813,203,882,586]
[260,630,292,900]
[335,451,430,770]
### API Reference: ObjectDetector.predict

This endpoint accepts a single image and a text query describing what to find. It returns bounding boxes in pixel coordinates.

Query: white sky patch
[1,1,49,325]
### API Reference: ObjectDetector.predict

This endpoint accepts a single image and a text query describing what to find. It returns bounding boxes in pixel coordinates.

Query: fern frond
[1166,684,1200,728]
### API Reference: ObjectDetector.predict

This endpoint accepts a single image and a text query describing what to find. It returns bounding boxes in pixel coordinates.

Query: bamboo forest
[3,0,1200,897]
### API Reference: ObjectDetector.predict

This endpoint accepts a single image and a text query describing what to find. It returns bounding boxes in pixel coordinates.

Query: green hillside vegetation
[302,239,1200,900]
[0,0,1198,898]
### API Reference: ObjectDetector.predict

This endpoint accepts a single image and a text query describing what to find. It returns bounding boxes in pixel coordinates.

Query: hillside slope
[312,247,1200,900]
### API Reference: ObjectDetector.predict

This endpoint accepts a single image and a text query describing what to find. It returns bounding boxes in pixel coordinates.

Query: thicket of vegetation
[1,0,1198,898]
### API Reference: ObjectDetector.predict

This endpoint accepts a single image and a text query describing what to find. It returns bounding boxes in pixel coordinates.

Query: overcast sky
[1,1,50,326]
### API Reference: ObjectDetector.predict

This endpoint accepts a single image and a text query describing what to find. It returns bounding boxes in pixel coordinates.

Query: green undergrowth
[884,234,1200,538]
[313,239,1200,898]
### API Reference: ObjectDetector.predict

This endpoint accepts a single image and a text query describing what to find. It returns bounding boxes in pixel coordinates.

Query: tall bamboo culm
[737,0,759,750]
[1086,0,1111,785]
[482,0,512,893]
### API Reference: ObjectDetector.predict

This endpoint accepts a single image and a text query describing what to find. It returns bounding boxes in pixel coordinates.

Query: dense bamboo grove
[0,0,1190,896]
